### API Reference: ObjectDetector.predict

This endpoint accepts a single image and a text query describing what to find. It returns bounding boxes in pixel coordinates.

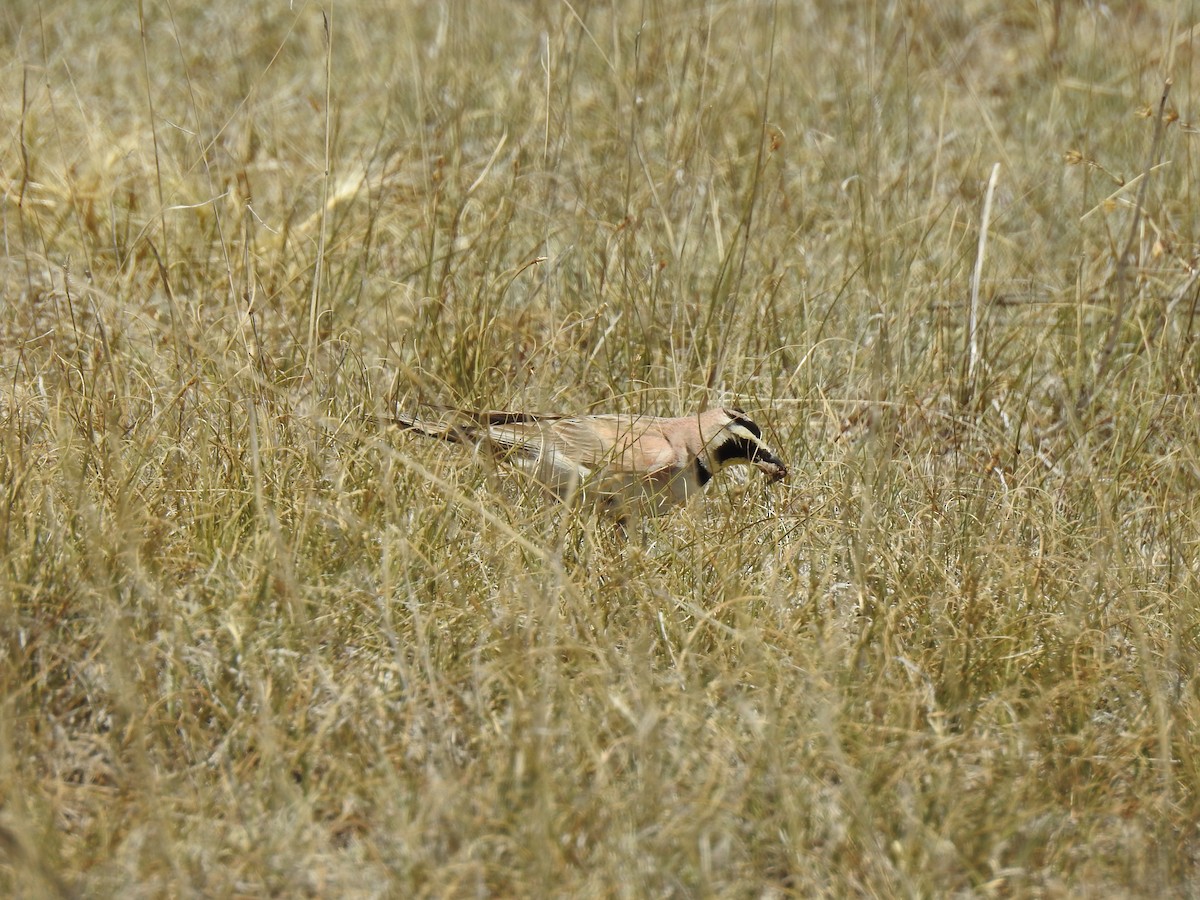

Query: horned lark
[387,406,787,517]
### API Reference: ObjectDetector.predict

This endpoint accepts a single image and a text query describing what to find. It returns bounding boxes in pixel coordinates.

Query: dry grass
[4,0,1200,895]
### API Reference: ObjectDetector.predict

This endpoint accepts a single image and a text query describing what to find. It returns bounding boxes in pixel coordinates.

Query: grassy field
[4,0,1200,895]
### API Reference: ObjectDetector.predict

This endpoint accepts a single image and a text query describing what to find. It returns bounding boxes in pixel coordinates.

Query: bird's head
[703,408,788,482]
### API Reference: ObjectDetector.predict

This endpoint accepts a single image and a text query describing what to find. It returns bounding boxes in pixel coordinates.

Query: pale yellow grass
[3,0,1200,896]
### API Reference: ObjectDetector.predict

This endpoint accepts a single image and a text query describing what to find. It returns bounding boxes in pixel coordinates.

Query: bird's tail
[376,412,474,444]
[380,406,560,438]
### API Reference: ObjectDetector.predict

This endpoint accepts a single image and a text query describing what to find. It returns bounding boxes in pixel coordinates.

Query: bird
[385,406,788,518]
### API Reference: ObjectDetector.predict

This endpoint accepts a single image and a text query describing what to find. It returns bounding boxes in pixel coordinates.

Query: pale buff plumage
[387,406,787,517]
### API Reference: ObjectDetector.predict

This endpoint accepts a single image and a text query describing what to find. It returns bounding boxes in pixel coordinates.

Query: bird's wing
[546,416,679,475]
[394,411,681,476]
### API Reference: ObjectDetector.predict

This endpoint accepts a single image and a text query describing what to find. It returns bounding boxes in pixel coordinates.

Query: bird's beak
[753,451,788,482]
